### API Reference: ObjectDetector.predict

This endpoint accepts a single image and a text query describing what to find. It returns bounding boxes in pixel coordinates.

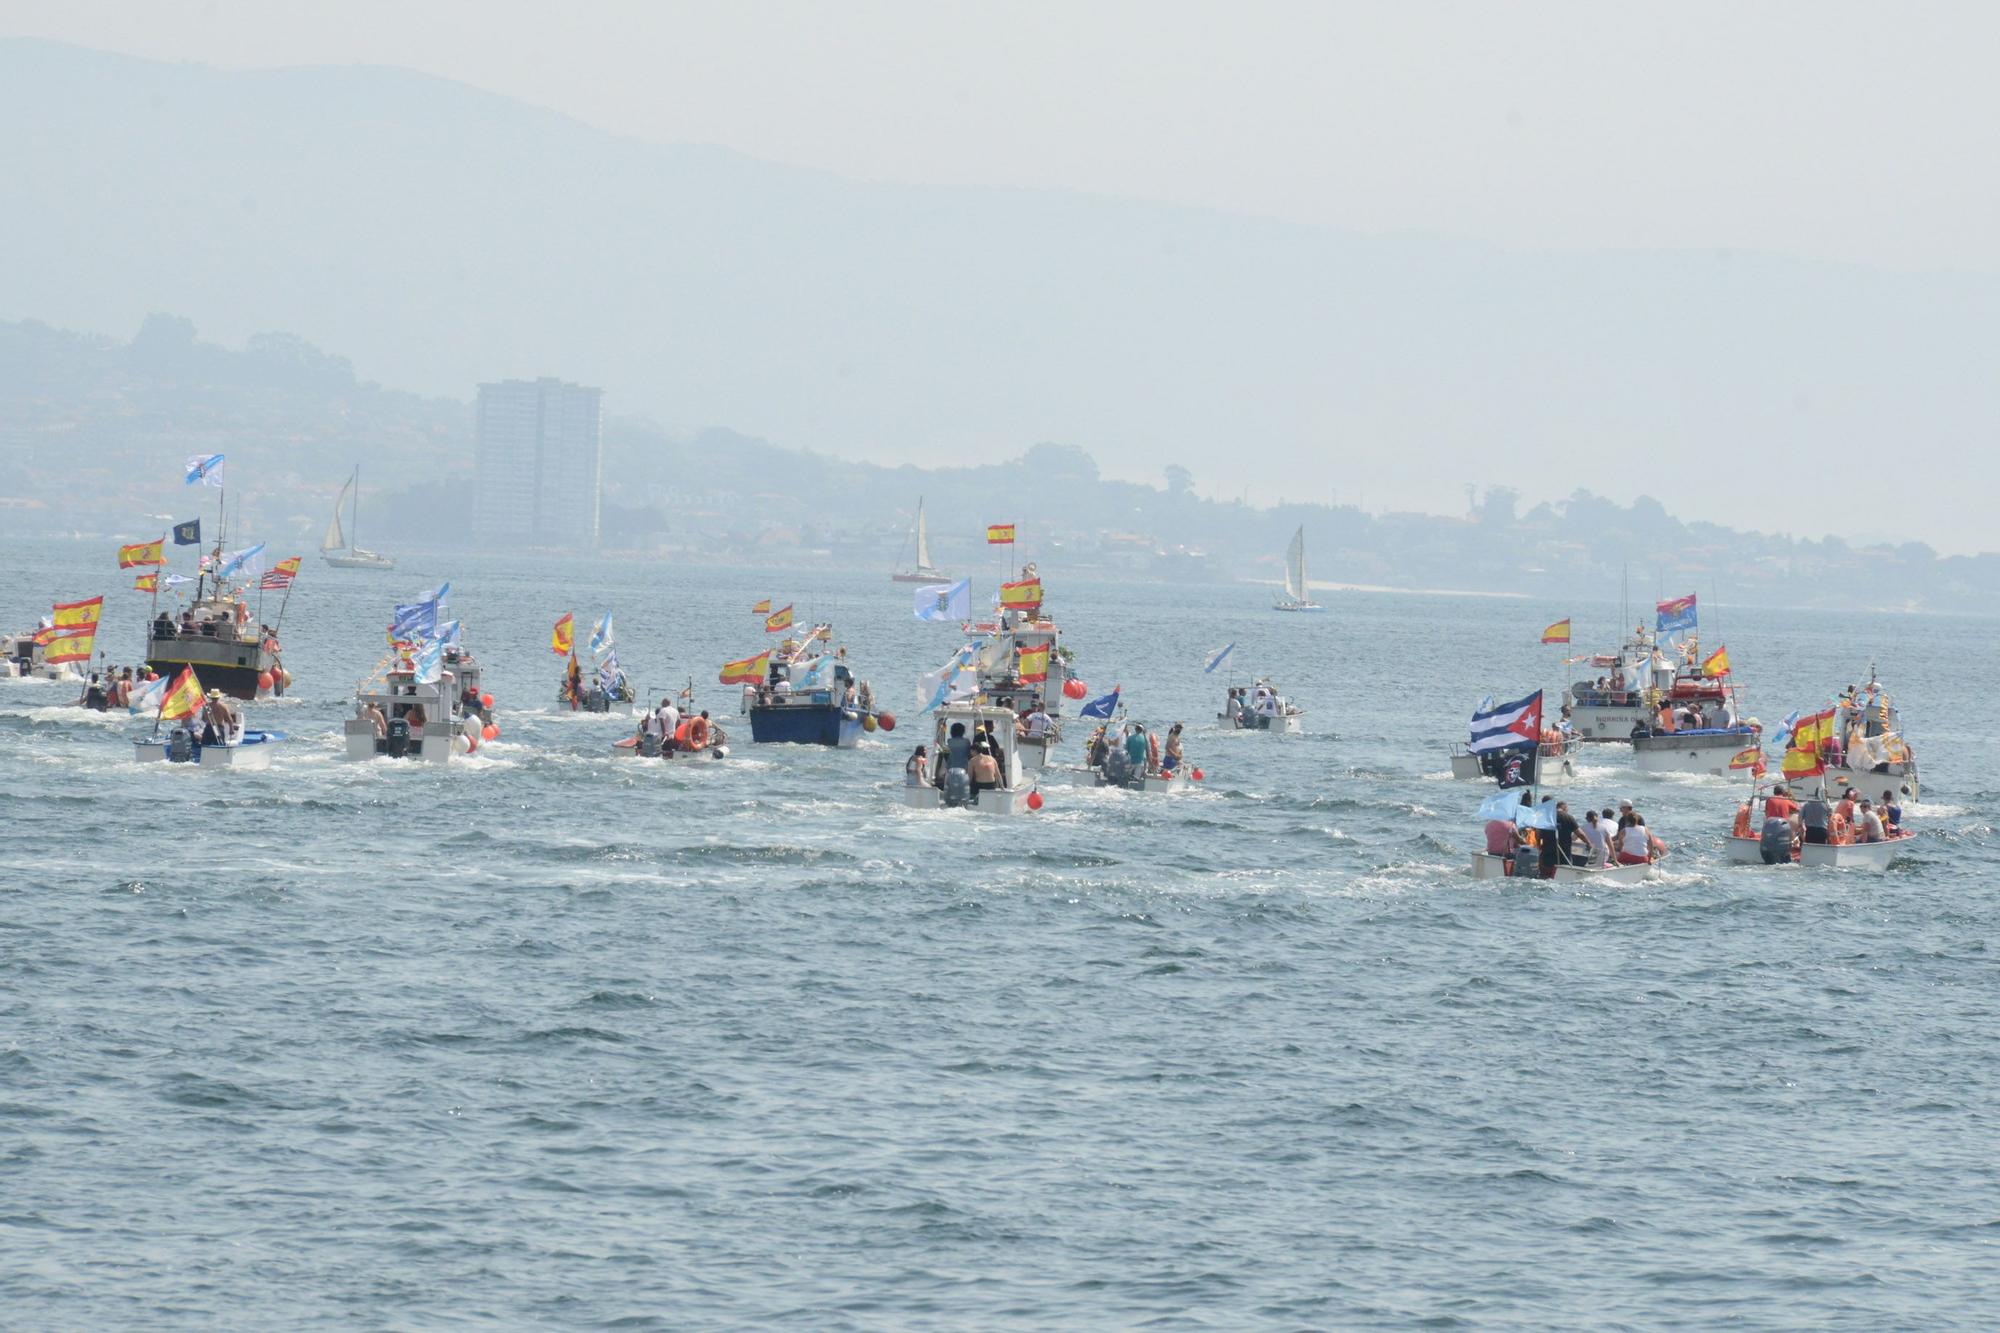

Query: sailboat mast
[350,465,360,551]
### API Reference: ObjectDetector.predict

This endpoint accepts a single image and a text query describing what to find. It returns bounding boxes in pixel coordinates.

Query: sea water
[3,541,1995,1328]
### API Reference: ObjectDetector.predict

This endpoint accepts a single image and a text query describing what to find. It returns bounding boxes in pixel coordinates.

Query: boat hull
[747,703,863,748]
[1726,835,1771,864]
[891,571,951,584]
[1016,734,1059,771]
[343,719,458,763]
[146,634,281,702]
[1815,763,1921,804]
[1272,603,1324,613]
[1220,711,1303,733]
[1470,852,1655,883]
[1447,747,1579,785]
[899,785,1033,815]
[322,553,396,570]
[1632,730,1759,776]
[1569,703,1649,742]
[131,736,274,769]
[1095,770,1189,793]
[1800,838,1907,871]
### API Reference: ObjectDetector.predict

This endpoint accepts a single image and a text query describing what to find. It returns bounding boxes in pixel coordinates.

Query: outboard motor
[587,685,609,713]
[1758,816,1791,865]
[166,727,196,764]
[638,731,662,759]
[386,718,411,759]
[942,766,972,809]
[1103,747,1132,788]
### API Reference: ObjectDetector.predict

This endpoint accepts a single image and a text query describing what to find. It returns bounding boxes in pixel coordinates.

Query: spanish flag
[764,604,794,633]
[986,523,1016,545]
[158,665,205,722]
[1728,745,1763,771]
[752,598,772,614]
[1791,707,1835,753]
[133,572,159,592]
[1017,644,1050,683]
[998,578,1042,612]
[1702,644,1731,678]
[719,650,769,685]
[118,538,166,569]
[1781,745,1824,780]
[551,613,574,656]
[52,596,104,630]
[1540,618,1571,645]
[45,628,97,665]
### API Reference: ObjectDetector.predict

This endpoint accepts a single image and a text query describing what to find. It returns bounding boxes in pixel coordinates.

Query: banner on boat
[998,578,1042,613]
[118,538,166,568]
[1655,593,1697,634]
[158,666,205,721]
[1702,644,1730,678]
[1079,686,1121,720]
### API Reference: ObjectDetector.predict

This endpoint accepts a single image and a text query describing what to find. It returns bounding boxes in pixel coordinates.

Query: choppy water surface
[4,542,1997,1328]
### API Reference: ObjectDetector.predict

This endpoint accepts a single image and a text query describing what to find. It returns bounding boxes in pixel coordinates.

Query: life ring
[686,716,711,750]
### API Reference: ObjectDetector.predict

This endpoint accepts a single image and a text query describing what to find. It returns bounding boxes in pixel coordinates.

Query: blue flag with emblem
[1079,686,1121,720]
[184,454,226,487]
[172,518,201,546]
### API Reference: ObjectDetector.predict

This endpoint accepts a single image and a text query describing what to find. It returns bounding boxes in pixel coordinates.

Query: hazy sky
[12,0,1998,273]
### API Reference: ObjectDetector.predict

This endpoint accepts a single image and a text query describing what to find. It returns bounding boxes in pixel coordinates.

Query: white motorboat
[1809,669,1922,802]
[1800,837,1909,871]
[902,703,1038,815]
[132,727,280,769]
[345,642,490,763]
[0,629,82,681]
[1447,741,1577,785]
[1272,525,1322,612]
[320,465,396,570]
[1219,680,1304,733]
[1632,727,1761,775]
[958,570,1072,772]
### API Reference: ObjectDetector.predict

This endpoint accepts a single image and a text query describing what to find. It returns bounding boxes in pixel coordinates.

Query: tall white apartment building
[472,378,604,548]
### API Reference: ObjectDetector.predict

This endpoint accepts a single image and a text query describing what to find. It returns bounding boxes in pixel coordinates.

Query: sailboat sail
[1284,527,1305,601]
[322,471,354,552]
[914,500,932,571]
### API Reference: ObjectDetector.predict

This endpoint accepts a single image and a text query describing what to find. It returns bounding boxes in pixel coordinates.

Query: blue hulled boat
[740,624,880,748]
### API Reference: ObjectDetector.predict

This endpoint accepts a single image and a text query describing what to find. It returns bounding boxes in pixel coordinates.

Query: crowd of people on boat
[1484,795,1669,876]
[632,695,720,757]
[906,717,1012,802]
[1086,719,1185,782]
[1631,696,1742,737]
[1223,682,1292,726]
[1735,782,1907,860]
[75,666,144,711]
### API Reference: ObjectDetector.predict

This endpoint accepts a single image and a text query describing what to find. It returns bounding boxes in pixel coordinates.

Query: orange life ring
[686,716,711,750]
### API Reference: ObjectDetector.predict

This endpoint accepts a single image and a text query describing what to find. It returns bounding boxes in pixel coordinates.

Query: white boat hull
[1570,704,1649,742]
[132,738,273,769]
[1220,711,1303,733]
[1470,851,1655,883]
[1800,838,1907,871]
[899,785,1034,815]
[1815,763,1921,804]
[323,552,397,570]
[344,718,464,763]
[1726,835,1769,864]
[1094,771,1189,794]
[1448,750,1579,785]
[1632,736,1757,776]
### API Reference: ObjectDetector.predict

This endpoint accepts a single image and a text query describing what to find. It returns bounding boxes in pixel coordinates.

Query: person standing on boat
[1881,790,1904,834]
[1616,814,1654,865]
[905,745,929,788]
[361,699,388,740]
[1162,723,1185,774]
[944,721,972,775]
[657,697,681,746]
[966,742,1001,803]
[1800,792,1831,845]
[1124,724,1149,773]
[1024,704,1052,743]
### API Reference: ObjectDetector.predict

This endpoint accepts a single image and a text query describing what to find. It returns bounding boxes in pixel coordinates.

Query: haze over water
[4,540,1995,1327]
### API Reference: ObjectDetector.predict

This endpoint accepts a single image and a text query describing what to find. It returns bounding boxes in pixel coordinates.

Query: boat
[1726,785,1914,870]
[614,688,730,759]
[1272,525,1322,612]
[1468,851,1657,884]
[741,625,882,747]
[890,497,950,583]
[1631,726,1761,775]
[959,570,1072,770]
[320,466,396,570]
[1090,722,1191,793]
[132,727,281,770]
[1219,679,1304,733]
[143,473,289,701]
[901,703,1038,815]
[1,627,82,681]
[1811,669,1922,802]
[1563,626,1662,741]
[344,640,490,763]
[1447,739,1577,785]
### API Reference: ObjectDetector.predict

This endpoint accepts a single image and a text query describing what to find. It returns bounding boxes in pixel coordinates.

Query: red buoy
[1027,790,1044,811]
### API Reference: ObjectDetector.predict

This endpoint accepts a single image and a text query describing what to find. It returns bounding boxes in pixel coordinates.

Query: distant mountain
[2,313,1995,613]
[3,39,1998,552]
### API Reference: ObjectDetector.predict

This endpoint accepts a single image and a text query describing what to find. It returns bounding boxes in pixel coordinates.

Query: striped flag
[1469,691,1543,753]
[986,523,1016,544]
[764,604,795,633]
[118,538,166,568]
[1540,618,1571,644]
[259,557,301,590]
[720,650,769,685]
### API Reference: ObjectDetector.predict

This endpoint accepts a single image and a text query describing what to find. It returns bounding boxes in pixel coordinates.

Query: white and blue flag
[413,635,446,685]
[392,596,439,640]
[589,611,615,657]
[1203,643,1235,674]
[216,542,266,580]
[128,673,170,715]
[915,578,971,623]
[918,644,979,712]
[1079,686,1122,720]
[184,454,226,487]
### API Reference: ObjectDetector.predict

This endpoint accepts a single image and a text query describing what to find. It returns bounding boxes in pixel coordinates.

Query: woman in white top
[904,745,929,788]
[1617,815,1653,865]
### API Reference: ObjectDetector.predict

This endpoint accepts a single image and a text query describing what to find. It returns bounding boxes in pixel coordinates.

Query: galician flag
[914,578,971,623]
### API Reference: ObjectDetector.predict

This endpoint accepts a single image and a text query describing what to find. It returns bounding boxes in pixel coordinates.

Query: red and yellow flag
[133,572,159,592]
[998,578,1042,612]
[1540,618,1571,644]
[986,523,1016,545]
[158,666,205,722]
[52,596,104,630]
[551,613,574,655]
[764,604,794,633]
[1017,644,1050,683]
[1781,746,1824,779]
[720,650,769,685]
[1728,745,1763,770]
[118,538,166,568]
[752,598,772,615]
[1702,644,1731,678]
[45,627,97,665]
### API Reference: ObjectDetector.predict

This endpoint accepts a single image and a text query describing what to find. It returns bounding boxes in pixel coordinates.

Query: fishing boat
[742,625,882,747]
[1631,725,1761,775]
[960,578,1072,770]
[1811,669,1922,802]
[321,466,396,570]
[891,497,950,583]
[1219,679,1304,732]
[1563,626,1660,741]
[132,727,281,770]
[1272,525,1322,612]
[901,703,1038,815]
[344,641,491,763]
[1725,784,1913,871]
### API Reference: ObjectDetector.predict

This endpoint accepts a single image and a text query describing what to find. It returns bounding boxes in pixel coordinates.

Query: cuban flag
[184,454,226,487]
[914,578,971,623]
[1203,643,1235,674]
[1469,690,1543,753]
[1656,593,1698,634]
[1079,686,1122,720]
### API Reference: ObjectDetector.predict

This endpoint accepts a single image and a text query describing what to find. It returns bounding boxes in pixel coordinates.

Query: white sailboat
[891,496,949,583]
[1272,525,1322,612]
[321,466,396,570]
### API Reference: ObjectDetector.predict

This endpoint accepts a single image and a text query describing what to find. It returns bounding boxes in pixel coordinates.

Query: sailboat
[1272,525,1322,612]
[891,497,950,584]
[321,466,396,570]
